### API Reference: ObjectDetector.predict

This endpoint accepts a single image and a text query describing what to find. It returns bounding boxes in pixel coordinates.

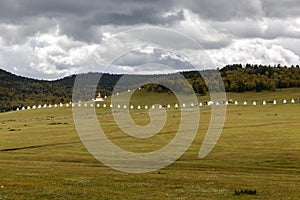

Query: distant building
[92,92,104,102]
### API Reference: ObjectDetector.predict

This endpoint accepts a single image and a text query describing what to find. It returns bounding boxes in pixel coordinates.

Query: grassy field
[0,88,299,199]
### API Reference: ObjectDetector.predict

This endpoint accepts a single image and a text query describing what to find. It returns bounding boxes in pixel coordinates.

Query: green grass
[0,88,299,199]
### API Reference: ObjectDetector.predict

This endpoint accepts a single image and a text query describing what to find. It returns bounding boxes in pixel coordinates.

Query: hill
[0,92,299,199]
[1,64,300,112]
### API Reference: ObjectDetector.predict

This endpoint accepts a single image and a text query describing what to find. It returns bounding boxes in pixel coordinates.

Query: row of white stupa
[16,99,297,111]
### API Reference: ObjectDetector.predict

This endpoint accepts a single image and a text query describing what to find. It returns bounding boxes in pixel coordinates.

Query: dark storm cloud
[0,0,299,43]
[177,0,263,21]
[261,0,300,18]
[0,0,300,79]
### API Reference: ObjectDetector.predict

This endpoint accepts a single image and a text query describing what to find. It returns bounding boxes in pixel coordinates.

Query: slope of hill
[1,64,300,112]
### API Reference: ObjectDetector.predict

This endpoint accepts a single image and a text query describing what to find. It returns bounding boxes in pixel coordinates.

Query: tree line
[1,64,300,112]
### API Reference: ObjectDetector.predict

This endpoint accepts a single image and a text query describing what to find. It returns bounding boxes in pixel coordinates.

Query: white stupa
[175,104,179,108]
[234,101,238,105]
[199,102,203,107]
[243,101,247,105]
[273,100,277,105]
[262,101,266,105]
[283,99,287,104]
[291,99,295,104]
[253,101,257,106]
[207,101,214,106]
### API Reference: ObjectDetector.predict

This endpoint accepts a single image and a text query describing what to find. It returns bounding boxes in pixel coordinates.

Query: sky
[0,0,300,79]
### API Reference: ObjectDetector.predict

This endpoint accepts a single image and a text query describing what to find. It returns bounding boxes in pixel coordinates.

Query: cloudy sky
[0,0,300,79]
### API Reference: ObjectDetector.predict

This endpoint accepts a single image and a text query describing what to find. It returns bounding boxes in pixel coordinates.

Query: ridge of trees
[1,64,300,112]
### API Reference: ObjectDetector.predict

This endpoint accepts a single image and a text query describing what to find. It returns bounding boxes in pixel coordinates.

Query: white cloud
[208,39,300,67]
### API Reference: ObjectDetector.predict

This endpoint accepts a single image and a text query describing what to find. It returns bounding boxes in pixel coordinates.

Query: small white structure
[145,105,148,109]
[117,104,121,109]
[90,103,94,107]
[243,101,247,105]
[116,92,119,96]
[32,105,36,109]
[175,104,179,108]
[207,101,214,106]
[215,102,220,106]
[273,100,277,105]
[262,101,266,105]
[199,102,203,107]
[190,103,194,107]
[253,101,257,106]
[54,104,58,108]
[138,87,141,90]
[137,105,141,110]
[123,105,127,109]
[225,101,229,105]
[27,106,31,110]
[110,104,113,108]
[49,104,52,108]
[182,103,186,108]
[22,107,25,110]
[38,105,42,109]
[84,103,87,107]
[130,105,134,109]
[96,104,100,108]
[159,105,163,109]
[283,99,287,104]
[78,104,81,107]
[103,104,107,108]
[167,104,170,108]
[43,104,47,108]
[234,101,238,105]
[60,103,63,107]
[16,108,19,111]
[72,103,75,107]
[128,89,131,92]
[104,96,107,99]
[291,99,295,104]
[151,105,155,109]
[66,103,69,107]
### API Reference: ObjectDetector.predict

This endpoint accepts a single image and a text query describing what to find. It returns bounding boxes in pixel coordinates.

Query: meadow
[0,88,299,199]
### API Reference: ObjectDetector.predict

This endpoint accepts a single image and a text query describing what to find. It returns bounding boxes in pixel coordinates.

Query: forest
[1,64,300,112]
